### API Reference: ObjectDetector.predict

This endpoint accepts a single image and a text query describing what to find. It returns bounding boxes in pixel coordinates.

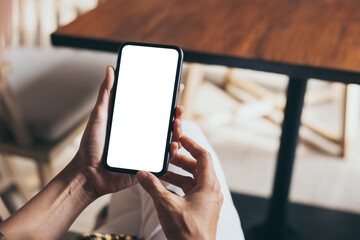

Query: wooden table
[52,0,360,239]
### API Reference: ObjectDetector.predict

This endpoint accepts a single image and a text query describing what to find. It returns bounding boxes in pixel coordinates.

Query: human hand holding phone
[77,66,184,197]
[137,135,223,240]
[0,65,185,239]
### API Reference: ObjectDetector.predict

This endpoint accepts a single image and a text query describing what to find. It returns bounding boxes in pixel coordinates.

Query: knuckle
[206,178,221,192]
[205,151,212,160]
[213,179,221,192]
[218,192,224,206]
[200,150,210,159]
[214,180,221,192]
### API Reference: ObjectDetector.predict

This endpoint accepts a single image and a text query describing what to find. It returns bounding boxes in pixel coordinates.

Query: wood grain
[53,0,360,73]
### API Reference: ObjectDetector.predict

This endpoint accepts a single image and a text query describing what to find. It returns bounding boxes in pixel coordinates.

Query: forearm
[0,155,97,240]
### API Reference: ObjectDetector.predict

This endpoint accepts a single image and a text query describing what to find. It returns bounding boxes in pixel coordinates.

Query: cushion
[3,47,117,142]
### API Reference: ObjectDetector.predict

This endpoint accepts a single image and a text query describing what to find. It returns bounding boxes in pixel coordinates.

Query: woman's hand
[0,66,185,240]
[76,66,136,197]
[136,135,223,240]
[77,66,184,198]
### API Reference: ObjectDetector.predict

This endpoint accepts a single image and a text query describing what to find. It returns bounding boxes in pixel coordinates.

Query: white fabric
[96,120,244,239]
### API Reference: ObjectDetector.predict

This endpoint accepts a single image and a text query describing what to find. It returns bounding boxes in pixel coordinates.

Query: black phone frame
[102,42,183,177]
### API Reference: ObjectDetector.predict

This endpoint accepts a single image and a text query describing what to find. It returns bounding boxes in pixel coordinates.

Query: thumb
[137,171,169,200]
[95,66,114,107]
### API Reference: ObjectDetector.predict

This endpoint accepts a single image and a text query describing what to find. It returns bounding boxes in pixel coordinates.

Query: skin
[0,66,222,240]
[137,136,223,240]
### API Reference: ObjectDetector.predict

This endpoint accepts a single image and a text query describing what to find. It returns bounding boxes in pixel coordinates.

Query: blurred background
[1,0,360,237]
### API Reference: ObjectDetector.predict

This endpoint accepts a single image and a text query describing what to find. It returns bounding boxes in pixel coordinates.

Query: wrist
[0,155,99,239]
[168,232,207,240]
[164,219,209,240]
[65,156,99,205]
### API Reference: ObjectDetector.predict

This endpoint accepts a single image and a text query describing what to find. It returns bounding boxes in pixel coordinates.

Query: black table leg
[248,77,308,239]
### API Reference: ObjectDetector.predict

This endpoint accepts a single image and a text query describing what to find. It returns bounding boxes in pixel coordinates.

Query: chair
[0,155,27,221]
[0,198,10,222]
[0,0,110,192]
[0,48,116,188]
[181,65,359,157]
[225,68,360,157]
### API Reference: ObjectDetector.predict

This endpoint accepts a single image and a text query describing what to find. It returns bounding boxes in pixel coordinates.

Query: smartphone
[103,42,183,176]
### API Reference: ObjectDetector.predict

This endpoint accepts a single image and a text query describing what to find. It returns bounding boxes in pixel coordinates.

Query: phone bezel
[102,42,183,176]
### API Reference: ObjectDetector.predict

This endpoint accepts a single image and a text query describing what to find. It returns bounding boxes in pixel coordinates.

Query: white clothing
[96,120,245,240]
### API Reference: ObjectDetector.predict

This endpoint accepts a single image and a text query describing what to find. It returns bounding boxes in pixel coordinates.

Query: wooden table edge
[51,33,360,84]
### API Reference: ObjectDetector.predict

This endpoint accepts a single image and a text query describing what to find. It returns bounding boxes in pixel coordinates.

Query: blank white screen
[107,45,179,172]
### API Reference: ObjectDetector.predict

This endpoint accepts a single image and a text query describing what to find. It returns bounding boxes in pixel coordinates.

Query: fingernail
[180,83,185,90]
[137,171,148,181]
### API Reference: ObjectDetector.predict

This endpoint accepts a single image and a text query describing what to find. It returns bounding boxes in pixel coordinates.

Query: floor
[231,192,360,240]
[2,65,360,235]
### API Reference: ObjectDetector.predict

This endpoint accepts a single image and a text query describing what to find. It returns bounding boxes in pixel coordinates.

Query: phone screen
[104,43,183,175]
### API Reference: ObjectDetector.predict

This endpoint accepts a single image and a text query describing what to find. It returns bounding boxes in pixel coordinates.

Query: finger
[172,119,182,147]
[89,66,115,124]
[160,171,195,194]
[106,66,115,112]
[92,66,114,119]
[178,83,185,96]
[96,66,115,106]
[137,171,170,200]
[175,105,184,120]
[173,106,184,148]
[180,135,214,176]
[104,65,115,91]
[170,142,178,159]
[169,153,197,176]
